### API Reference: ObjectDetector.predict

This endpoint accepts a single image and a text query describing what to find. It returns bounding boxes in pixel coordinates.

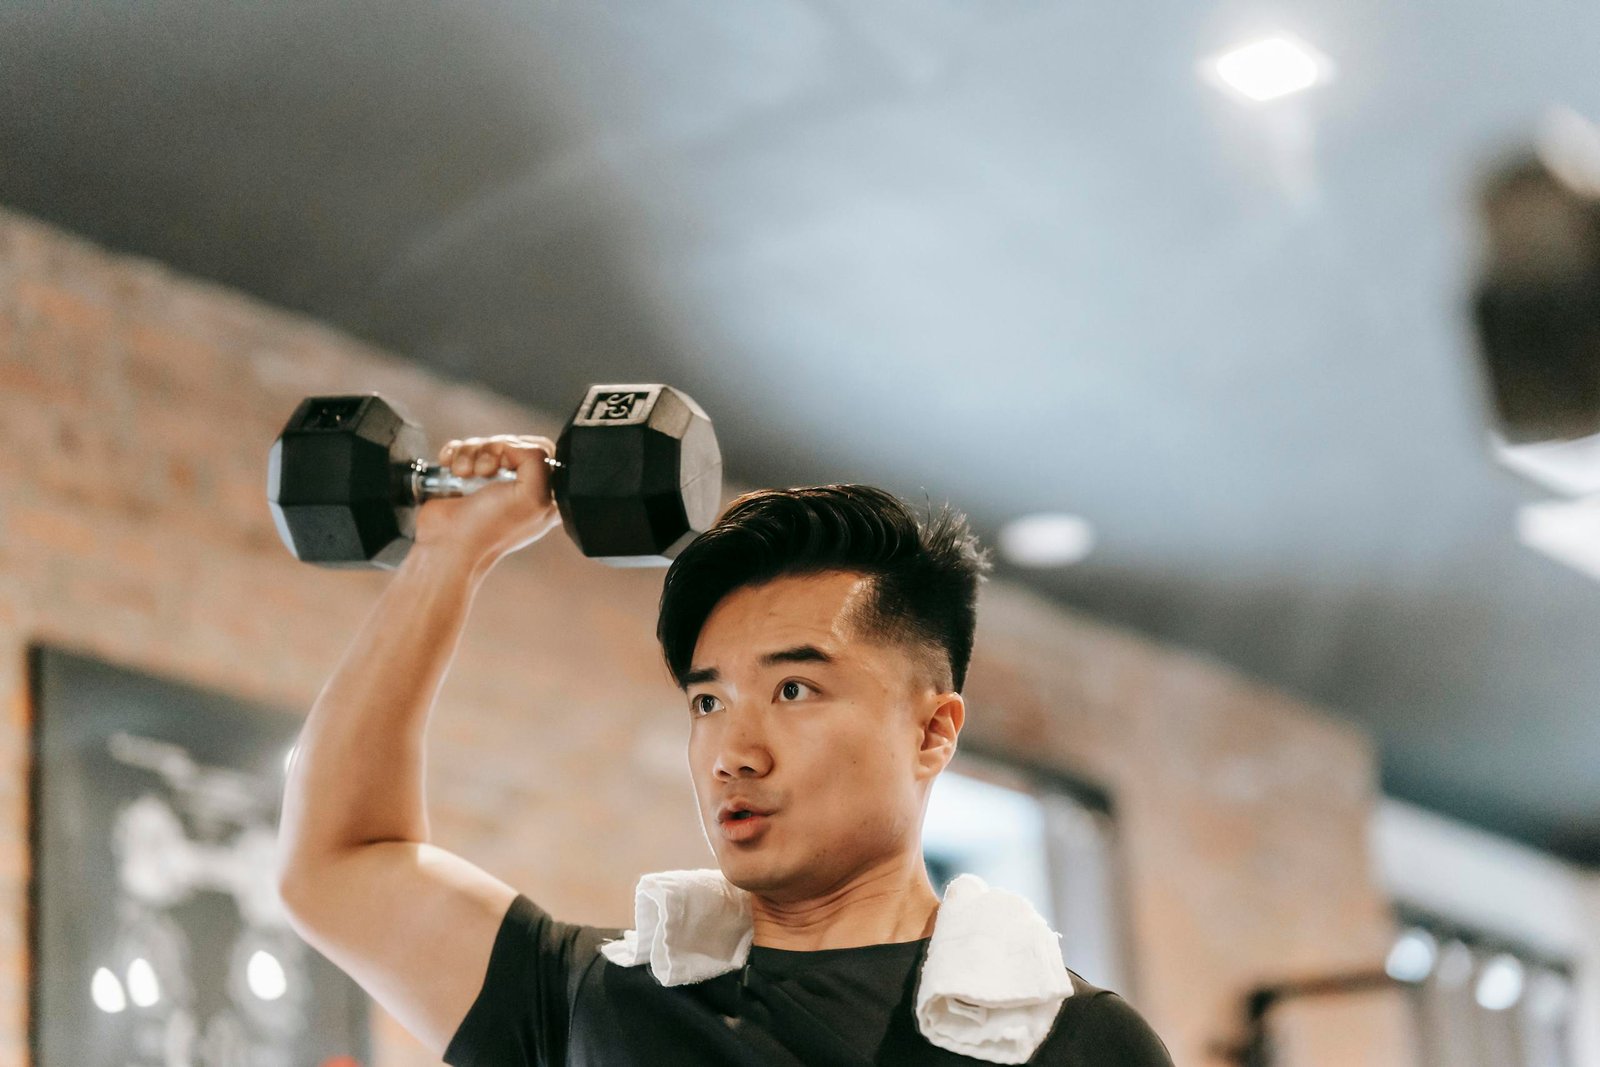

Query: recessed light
[998,513,1095,568]
[1207,35,1330,103]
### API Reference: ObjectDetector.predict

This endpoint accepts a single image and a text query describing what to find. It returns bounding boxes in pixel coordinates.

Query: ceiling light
[998,513,1095,568]
[1208,36,1329,102]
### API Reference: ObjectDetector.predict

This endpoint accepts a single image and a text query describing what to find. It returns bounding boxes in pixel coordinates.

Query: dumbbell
[267,385,721,568]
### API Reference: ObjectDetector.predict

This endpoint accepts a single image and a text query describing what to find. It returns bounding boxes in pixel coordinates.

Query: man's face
[683,570,956,901]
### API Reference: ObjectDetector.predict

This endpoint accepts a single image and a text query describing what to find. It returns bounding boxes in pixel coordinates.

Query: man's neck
[748,855,941,951]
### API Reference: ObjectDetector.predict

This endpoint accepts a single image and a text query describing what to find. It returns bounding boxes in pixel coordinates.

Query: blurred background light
[1493,432,1600,497]
[1516,496,1600,580]
[1537,105,1600,197]
[1474,952,1526,1011]
[997,513,1096,568]
[1385,927,1439,983]
[125,956,160,1008]
[246,949,288,1001]
[1208,35,1330,102]
[90,966,126,1014]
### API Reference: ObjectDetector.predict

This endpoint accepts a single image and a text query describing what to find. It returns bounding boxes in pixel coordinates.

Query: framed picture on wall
[28,646,370,1067]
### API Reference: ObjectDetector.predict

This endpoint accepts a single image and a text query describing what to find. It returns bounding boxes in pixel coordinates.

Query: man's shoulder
[1065,969,1108,998]
[1054,968,1118,1030]
[1043,970,1176,1066]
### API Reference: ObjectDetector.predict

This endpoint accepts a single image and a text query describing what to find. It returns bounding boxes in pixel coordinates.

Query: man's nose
[713,706,773,780]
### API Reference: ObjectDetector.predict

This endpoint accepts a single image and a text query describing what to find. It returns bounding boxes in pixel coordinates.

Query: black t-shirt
[444,894,1176,1067]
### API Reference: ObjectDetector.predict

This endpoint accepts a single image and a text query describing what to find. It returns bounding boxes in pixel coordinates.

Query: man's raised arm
[276,433,562,1055]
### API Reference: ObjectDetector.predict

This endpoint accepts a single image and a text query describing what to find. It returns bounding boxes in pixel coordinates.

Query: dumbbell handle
[407,456,564,502]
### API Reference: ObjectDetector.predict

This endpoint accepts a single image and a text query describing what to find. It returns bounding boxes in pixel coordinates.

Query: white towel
[599,868,1072,1062]
[914,873,1074,1064]
[599,869,754,986]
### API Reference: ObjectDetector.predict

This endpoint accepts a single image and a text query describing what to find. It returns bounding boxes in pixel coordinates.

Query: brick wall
[0,209,1415,1065]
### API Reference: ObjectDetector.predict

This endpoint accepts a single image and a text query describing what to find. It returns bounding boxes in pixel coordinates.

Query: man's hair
[656,485,993,693]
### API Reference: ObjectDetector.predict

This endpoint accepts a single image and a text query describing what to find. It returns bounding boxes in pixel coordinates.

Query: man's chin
[715,853,790,896]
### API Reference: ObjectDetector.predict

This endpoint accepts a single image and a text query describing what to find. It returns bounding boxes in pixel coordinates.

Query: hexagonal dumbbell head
[553,385,722,566]
[267,395,427,568]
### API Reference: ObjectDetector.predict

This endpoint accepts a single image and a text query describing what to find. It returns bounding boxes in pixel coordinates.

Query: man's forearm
[278,545,488,879]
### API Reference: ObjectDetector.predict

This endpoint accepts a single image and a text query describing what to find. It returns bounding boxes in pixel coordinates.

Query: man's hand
[416,435,563,570]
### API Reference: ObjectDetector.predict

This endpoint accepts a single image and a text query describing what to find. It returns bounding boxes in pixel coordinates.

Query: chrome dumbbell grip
[408,456,563,501]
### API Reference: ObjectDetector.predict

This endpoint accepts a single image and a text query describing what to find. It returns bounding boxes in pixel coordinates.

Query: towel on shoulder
[601,870,1073,1064]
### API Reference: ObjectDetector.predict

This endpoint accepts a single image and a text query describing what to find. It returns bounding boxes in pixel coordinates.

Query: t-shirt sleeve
[442,894,619,1067]
[1063,991,1177,1066]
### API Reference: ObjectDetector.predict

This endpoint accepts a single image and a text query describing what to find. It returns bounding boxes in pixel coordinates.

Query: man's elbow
[275,848,341,929]
[275,861,316,925]
[274,841,400,931]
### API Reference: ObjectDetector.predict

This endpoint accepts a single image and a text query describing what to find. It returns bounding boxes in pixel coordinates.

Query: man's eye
[690,694,719,717]
[778,680,811,702]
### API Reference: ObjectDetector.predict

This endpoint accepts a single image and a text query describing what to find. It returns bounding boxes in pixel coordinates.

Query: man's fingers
[488,436,555,470]
[516,436,557,465]
[473,442,502,478]
[436,435,554,478]
[452,438,484,478]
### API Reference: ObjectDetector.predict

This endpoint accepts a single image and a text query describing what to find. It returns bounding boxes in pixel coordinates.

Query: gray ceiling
[5,1,1598,864]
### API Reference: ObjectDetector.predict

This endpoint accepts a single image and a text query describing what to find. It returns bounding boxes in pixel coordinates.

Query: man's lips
[716,802,776,824]
[718,810,773,843]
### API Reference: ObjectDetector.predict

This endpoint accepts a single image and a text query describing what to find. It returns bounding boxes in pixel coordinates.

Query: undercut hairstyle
[656,484,993,694]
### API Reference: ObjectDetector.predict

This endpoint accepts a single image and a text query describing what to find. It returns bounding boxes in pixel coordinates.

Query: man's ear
[916,691,965,780]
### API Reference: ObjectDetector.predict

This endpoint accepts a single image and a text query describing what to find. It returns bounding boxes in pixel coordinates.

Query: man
[277,434,1174,1065]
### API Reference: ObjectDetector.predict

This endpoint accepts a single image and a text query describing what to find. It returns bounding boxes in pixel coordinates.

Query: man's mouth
[718,810,772,843]
[717,801,775,824]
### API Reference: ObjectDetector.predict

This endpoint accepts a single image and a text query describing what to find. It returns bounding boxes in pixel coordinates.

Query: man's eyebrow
[761,644,835,668]
[680,666,719,689]
[680,645,835,690]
